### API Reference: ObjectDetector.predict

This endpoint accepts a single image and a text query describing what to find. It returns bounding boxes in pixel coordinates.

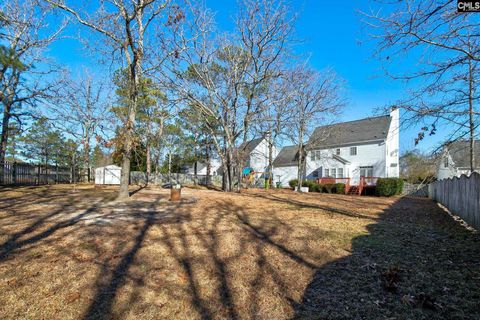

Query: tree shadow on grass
[82,195,192,320]
[0,186,112,261]
[244,190,380,220]
[293,196,480,320]
[2,187,479,319]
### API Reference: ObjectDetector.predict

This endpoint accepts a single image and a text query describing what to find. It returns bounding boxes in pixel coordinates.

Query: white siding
[305,142,387,185]
[272,166,297,188]
[385,108,400,178]
[248,138,278,173]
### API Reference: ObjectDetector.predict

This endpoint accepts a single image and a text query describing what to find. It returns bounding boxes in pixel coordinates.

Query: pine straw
[0,185,478,319]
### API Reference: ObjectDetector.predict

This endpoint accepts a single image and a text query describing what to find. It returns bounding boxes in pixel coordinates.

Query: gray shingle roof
[447,140,480,168]
[272,145,299,167]
[239,137,264,154]
[307,115,392,150]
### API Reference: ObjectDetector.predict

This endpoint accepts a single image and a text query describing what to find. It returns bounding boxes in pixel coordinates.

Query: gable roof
[273,145,299,167]
[239,137,264,154]
[447,140,480,169]
[307,115,392,150]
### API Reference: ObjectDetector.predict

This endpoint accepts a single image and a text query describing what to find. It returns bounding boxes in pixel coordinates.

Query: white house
[272,145,299,187]
[437,140,479,180]
[305,108,400,185]
[240,135,278,174]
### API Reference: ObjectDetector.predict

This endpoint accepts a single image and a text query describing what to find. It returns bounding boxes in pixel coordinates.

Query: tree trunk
[296,124,305,191]
[84,133,90,183]
[146,145,151,185]
[193,161,198,186]
[468,59,475,173]
[206,144,211,187]
[267,129,274,189]
[0,102,12,165]
[0,102,11,185]
[168,151,172,183]
[118,53,140,199]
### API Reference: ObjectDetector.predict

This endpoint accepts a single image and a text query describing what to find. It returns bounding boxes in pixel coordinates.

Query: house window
[324,168,329,177]
[336,148,341,156]
[331,168,336,178]
[360,166,373,177]
[338,168,344,178]
[350,147,357,156]
[444,157,449,168]
[310,151,316,161]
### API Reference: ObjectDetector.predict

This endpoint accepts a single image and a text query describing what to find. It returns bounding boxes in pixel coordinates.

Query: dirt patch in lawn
[0,185,478,319]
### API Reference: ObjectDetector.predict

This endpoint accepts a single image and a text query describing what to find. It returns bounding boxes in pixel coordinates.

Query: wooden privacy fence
[0,161,72,186]
[428,172,480,230]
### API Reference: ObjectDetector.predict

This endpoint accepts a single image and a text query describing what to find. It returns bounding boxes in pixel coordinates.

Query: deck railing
[316,176,379,195]
[359,176,379,195]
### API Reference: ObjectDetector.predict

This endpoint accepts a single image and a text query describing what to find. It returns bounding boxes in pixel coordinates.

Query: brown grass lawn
[0,185,479,320]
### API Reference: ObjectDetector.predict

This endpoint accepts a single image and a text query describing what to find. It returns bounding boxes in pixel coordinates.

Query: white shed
[95,165,122,185]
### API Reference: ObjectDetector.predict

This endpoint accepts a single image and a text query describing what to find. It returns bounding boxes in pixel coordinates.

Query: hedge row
[375,178,404,197]
[289,179,346,194]
[290,177,404,197]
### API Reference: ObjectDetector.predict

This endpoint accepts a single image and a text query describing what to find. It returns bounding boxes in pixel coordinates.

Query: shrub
[310,183,322,192]
[323,183,336,194]
[289,179,298,189]
[316,183,324,193]
[301,180,313,188]
[302,180,320,192]
[376,178,404,197]
[335,183,346,194]
[396,179,404,194]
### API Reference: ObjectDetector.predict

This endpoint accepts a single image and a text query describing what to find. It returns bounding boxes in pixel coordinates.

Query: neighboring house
[239,135,278,174]
[437,140,480,180]
[304,108,400,186]
[272,145,300,187]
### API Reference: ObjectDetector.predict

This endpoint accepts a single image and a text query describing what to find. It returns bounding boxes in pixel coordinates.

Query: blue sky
[47,0,451,154]
[204,0,443,152]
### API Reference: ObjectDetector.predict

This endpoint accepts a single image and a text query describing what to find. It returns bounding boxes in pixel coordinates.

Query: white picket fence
[428,172,480,230]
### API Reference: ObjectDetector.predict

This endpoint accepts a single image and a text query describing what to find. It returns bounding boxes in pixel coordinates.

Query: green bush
[289,179,298,189]
[376,178,404,197]
[323,183,336,193]
[310,183,322,192]
[335,183,345,194]
[301,180,313,188]
[396,179,404,194]
[302,180,320,192]
[316,183,324,193]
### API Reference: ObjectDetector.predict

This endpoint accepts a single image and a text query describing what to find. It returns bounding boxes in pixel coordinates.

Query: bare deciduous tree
[0,0,64,169]
[285,65,344,189]
[48,71,110,181]
[163,0,295,191]
[46,0,172,198]
[363,0,480,171]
